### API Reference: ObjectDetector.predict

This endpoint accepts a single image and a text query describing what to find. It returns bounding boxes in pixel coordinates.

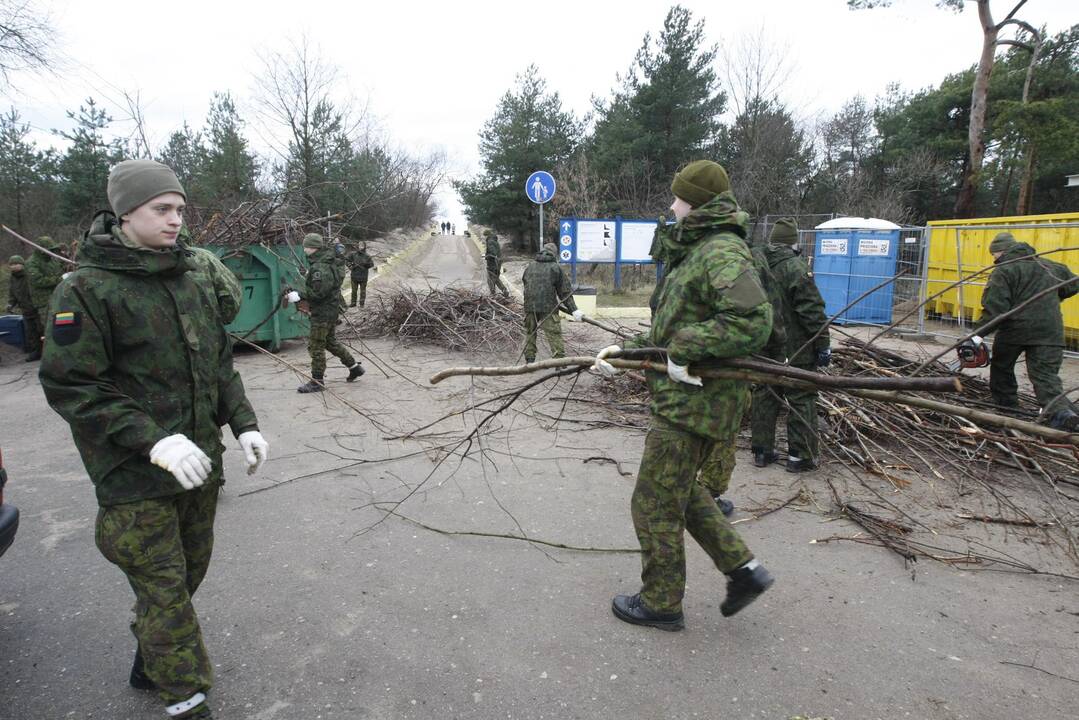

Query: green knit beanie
[671,160,730,208]
[36,235,57,250]
[107,159,186,218]
[988,232,1016,254]
[302,233,325,249]
[769,218,799,245]
[8,254,24,265]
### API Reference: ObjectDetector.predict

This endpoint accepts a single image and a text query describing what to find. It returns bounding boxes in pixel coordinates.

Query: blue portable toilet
[813,217,900,325]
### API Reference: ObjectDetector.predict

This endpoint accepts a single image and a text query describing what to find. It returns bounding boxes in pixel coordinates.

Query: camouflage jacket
[39,212,259,507]
[761,243,829,365]
[303,247,346,323]
[7,269,34,317]
[485,237,502,272]
[627,192,773,438]
[188,247,243,324]
[346,249,375,282]
[976,242,1078,347]
[26,249,65,313]
[522,247,577,315]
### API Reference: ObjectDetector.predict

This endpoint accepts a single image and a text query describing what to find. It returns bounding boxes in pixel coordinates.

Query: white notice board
[857,238,891,256]
[576,220,616,261]
[819,237,849,255]
[620,222,657,262]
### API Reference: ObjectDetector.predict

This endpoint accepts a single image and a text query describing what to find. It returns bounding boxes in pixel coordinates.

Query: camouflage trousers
[349,280,367,307]
[990,342,1077,416]
[95,486,219,704]
[23,313,42,355]
[487,269,509,296]
[696,441,735,496]
[750,362,819,461]
[309,320,356,377]
[523,312,564,362]
[633,421,753,614]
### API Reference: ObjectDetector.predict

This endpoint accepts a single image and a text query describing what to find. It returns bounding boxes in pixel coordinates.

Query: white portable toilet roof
[815,217,902,230]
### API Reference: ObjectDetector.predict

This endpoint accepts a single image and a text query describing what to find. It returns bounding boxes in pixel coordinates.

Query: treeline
[0,40,447,257]
[457,6,1078,248]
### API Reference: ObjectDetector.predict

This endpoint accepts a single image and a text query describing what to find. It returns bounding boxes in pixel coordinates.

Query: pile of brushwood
[350,288,525,353]
[587,337,1079,576]
[184,201,341,248]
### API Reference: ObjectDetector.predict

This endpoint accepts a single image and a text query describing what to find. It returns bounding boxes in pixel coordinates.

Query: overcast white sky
[5,0,1076,225]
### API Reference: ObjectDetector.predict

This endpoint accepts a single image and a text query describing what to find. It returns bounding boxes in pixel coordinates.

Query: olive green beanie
[107,159,186,218]
[671,160,730,208]
[302,233,325,249]
[988,232,1017,254]
[8,254,24,265]
[769,218,799,245]
[36,235,57,250]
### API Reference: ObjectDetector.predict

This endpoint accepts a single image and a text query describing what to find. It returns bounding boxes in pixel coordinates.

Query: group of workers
[4,154,1075,718]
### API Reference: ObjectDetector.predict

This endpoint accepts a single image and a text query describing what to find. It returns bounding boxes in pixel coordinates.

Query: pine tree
[55,98,124,225]
[0,106,47,231]
[202,92,257,209]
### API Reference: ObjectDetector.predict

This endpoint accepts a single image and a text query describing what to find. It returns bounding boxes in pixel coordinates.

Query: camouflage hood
[660,191,749,269]
[77,211,191,277]
[994,241,1036,264]
[762,242,800,269]
[532,246,557,263]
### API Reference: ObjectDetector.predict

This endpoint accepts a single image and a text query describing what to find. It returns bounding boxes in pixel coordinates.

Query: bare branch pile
[349,288,525,353]
[184,200,342,248]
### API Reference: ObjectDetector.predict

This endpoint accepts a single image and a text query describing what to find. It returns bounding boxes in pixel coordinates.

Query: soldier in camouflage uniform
[594,160,775,630]
[293,233,364,393]
[180,226,243,325]
[521,242,582,363]
[39,159,269,720]
[750,218,831,472]
[974,232,1079,430]
[346,243,375,307]
[24,236,66,360]
[484,230,510,297]
[6,254,43,361]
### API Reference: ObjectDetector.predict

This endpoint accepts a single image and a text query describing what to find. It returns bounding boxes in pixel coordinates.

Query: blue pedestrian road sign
[525,171,556,204]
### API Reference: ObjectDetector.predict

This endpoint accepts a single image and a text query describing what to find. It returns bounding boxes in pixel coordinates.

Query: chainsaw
[951,336,990,370]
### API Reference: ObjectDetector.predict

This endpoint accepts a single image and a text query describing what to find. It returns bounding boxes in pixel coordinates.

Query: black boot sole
[611,598,684,631]
[721,574,775,617]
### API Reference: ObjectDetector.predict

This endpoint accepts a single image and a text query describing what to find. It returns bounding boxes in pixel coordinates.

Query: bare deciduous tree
[0,0,54,89]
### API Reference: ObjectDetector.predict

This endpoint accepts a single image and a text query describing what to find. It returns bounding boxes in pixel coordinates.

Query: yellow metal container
[926,213,1079,346]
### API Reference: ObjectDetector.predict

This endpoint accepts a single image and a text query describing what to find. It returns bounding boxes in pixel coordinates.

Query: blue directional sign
[525,171,556,205]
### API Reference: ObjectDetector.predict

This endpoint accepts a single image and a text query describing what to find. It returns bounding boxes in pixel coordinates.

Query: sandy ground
[1,231,1077,719]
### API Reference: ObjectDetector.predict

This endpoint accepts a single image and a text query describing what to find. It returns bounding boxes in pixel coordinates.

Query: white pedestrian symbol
[531,177,548,202]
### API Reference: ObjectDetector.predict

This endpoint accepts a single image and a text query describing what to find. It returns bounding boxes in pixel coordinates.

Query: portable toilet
[813,217,901,324]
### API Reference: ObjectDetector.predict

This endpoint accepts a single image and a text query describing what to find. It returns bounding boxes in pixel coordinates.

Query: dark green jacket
[628,192,773,438]
[26,249,64,314]
[522,247,577,315]
[303,248,346,323]
[485,237,502,273]
[7,269,34,317]
[762,243,829,365]
[39,212,259,507]
[188,247,243,324]
[346,249,375,282]
[976,242,1078,347]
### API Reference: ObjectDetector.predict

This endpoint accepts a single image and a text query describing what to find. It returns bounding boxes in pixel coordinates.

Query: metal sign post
[525,171,556,253]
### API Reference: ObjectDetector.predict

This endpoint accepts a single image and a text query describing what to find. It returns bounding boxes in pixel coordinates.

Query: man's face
[992,251,1004,261]
[121,192,185,249]
[304,247,318,256]
[9,263,23,273]
[670,196,693,221]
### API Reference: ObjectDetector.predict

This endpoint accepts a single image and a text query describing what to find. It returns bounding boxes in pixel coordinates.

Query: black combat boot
[346,363,365,382]
[129,647,156,690]
[785,457,816,473]
[712,494,735,516]
[24,350,41,362]
[721,561,774,617]
[297,375,325,393]
[1048,410,1079,432]
[611,593,684,631]
[752,447,778,468]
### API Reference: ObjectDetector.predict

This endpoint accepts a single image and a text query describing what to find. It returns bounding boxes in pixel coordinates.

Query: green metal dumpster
[207,244,310,352]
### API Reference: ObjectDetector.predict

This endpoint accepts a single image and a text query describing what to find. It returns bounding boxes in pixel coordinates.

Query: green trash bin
[207,244,310,352]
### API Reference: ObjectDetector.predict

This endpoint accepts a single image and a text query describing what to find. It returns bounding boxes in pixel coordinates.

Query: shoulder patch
[52,310,82,346]
[726,270,768,311]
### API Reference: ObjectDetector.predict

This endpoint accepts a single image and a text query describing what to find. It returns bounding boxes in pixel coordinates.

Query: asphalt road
[1,231,1076,719]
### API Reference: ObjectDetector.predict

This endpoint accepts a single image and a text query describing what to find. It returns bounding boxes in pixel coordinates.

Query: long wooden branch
[430,356,960,393]
[2,225,77,266]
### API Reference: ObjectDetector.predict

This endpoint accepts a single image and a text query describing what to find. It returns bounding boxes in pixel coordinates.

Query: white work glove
[62,272,72,279]
[667,360,703,386]
[570,310,584,322]
[971,335,984,346]
[593,345,622,377]
[150,434,212,490]
[237,430,269,475]
[285,290,301,304]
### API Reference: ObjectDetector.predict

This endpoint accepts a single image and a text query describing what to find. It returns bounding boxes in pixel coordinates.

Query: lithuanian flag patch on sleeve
[52,310,81,346]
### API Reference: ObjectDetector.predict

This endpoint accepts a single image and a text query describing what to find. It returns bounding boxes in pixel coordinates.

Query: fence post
[614,216,622,290]
[918,226,931,336]
[954,227,965,333]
